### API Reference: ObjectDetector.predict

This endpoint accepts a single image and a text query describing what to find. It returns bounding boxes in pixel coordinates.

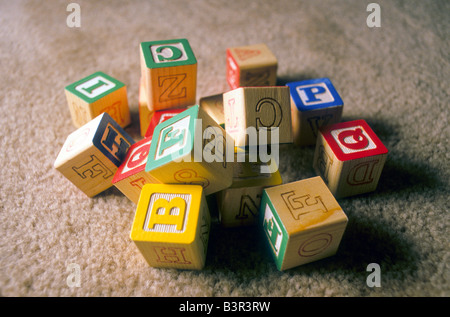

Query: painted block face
[313,119,388,198]
[223,87,292,147]
[226,43,277,89]
[140,39,197,111]
[145,105,234,195]
[65,71,131,128]
[287,78,343,146]
[144,107,188,138]
[259,176,348,271]
[130,184,211,270]
[54,113,135,197]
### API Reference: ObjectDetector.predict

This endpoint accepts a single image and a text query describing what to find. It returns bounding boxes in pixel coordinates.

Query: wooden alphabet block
[199,93,225,128]
[140,39,197,111]
[130,184,211,270]
[112,137,161,204]
[259,176,348,271]
[65,71,131,128]
[138,77,154,137]
[226,43,277,89]
[54,113,135,197]
[223,86,292,147]
[145,105,234,195]
[313,119,388,198]
[144,107,188,138]
[287,78,344,146]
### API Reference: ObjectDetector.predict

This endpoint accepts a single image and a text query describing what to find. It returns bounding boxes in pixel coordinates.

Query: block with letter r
[287,78,344,146]
[65,71,131,128]
[54,112,135,197]
[313,119,388,198]
[130,184,211,270]
[140,38,197,111]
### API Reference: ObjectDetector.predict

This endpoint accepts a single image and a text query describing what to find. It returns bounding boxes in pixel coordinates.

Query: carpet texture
[0,0,448,297]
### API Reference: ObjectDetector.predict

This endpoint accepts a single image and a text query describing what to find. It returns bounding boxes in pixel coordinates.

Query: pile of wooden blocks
[54,39,388,271]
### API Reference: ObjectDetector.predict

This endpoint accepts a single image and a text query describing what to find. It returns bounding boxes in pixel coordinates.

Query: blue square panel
[287,78,343,111]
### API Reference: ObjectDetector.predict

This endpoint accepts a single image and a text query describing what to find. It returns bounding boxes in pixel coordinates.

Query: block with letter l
[130,184,211,270]
[313,119,388,198]
[54,113,135,197]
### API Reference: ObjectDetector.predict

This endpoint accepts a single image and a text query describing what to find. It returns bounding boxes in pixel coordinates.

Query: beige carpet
[0,0,448,297]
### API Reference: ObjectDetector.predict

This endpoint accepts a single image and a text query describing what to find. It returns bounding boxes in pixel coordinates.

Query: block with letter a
[130,184,211,270]
[313,119,388,198]
[54,113,135,197]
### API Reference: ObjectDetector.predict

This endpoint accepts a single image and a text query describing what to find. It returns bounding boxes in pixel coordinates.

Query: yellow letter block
[223,86,292,147]
[260,176,348,271]
[313,119,388,198]
[130,184,211,270]
[65,71,131,128]
[140,39,197,111]
[226,43,277,89]
[54,113,135,197]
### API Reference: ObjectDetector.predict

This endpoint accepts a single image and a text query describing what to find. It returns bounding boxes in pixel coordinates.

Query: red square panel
[112,137,152,183]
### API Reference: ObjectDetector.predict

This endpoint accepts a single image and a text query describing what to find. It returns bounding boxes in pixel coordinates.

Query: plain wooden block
[145,105,234,195]
[144,107,188,138]
[140,39,197,111]
[54,113,135,197]
[138,77,154,137]
[259,176,348,271]
[313,119,388,198]
[112,137,161,204]
[65,71,131,128]
[226,43,277,89]
[223,86,292,147]
[199,93,225,127]
[287,78,344,146]
[130,183,211,270]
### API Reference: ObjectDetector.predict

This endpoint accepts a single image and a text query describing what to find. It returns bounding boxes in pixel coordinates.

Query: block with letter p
[313,119,388,198]
[130,184,211,270]
[65,71,131,128]
[54,113,135,197]
[140,39,197,111]
[287,78,343,146]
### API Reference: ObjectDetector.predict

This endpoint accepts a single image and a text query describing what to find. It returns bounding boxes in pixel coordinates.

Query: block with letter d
[130,184,211,270]
[54,113,135,197]
[259,176,348,271]
[140,38,197,111]
[145,105,234,196]
[287,78,343,146]
[65,71,131,128]
[313,119,388,198]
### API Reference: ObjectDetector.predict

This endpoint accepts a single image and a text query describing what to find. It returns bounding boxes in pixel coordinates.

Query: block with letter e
[259,176,348,271]
[287,78,343,146]
[145,105,234,195]
[54,113,135,197]
[65,71,131,128]
[130,184,211,270]
[140,38,197,111]
[313,119,388,198]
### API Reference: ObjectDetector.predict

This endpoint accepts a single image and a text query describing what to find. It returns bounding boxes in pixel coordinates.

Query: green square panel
[141,38,197,69]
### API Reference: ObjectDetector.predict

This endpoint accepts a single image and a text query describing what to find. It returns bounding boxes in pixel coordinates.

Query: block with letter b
[226,43,277,90]
[140,38,197,111]
[130,184,211,270]
[313,119,388,198]
[287,78,343,146]
[259,176,348,271]
[65,71,131,128]
[54,113,135,197]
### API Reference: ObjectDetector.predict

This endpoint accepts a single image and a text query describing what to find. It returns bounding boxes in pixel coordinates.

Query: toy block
[130,184,211,270]
[260,176,348,271]
[144,107,188,138]
[54,113,135,197]
[65,71,131,128]
[223,86,292,147]
[138,77,154,137]
[199,93,225,127]
[145,105,234,196]
[140,39,197,111]
[287,78,344,146]
[112,137,161,204]
[226,43,277,89]
[313,119,388,198]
